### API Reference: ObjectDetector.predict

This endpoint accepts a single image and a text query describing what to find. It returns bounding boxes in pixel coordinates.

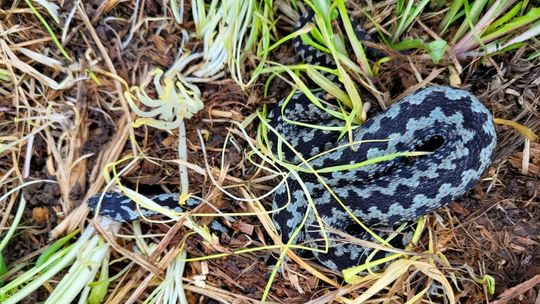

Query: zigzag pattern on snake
[88,10,497,271]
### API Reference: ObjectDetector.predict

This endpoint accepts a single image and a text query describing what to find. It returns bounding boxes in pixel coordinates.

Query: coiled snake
[89,10,497,271]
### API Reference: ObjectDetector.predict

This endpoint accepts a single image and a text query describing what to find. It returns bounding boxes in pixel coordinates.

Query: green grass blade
[391,38,426,51]
[0,254,7,286]
[88,253,110,304]
[397,0,405,15]
[481,7,540,43]
[452,0,490,44]
[392,0,415,43]
[35,229,79,268]
[438,0,464,35]
[403,0,430,32]
[336,0,372,76]
[307,151,430,174]
[392,0,430,43]
[484,2,523,34]
[23,0,71,61]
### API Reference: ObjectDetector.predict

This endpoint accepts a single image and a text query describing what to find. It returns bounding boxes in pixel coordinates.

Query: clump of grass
[2,0,537,302]
[0,218,119,304]
[368,0,540,63]
[391,0,431,43]
[448,0,540,58]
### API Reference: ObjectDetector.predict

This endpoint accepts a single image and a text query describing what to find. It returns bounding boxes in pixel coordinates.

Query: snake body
[88,11,497,271]
[267,86,496,270]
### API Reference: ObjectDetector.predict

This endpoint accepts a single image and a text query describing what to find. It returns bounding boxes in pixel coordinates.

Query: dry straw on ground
[1,1,539,303]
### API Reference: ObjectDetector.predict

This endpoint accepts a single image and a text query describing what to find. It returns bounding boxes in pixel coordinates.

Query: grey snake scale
[88,10,497,271]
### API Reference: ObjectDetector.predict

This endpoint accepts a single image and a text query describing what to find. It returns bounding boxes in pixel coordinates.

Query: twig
[491,274,540,304]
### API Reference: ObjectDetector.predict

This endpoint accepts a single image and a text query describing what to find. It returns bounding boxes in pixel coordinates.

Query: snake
[88,10,497,271]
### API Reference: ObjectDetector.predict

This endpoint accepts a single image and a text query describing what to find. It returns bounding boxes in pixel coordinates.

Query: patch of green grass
[392,0,431,43]
[447,1,540,58]
[382,0,540,61]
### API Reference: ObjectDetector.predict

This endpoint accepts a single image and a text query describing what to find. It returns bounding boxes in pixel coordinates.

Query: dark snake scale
[88,10,497,271]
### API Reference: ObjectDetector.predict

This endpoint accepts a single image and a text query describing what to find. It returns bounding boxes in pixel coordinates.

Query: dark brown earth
[1,1,539,303]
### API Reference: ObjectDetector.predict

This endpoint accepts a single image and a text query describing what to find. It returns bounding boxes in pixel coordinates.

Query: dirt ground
[1,1,539,303]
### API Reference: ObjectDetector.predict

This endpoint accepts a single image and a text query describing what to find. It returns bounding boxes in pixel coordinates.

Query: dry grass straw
[1,0,539,303]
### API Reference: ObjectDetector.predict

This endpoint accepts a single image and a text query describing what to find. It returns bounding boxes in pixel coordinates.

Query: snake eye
[415,135,445,153]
